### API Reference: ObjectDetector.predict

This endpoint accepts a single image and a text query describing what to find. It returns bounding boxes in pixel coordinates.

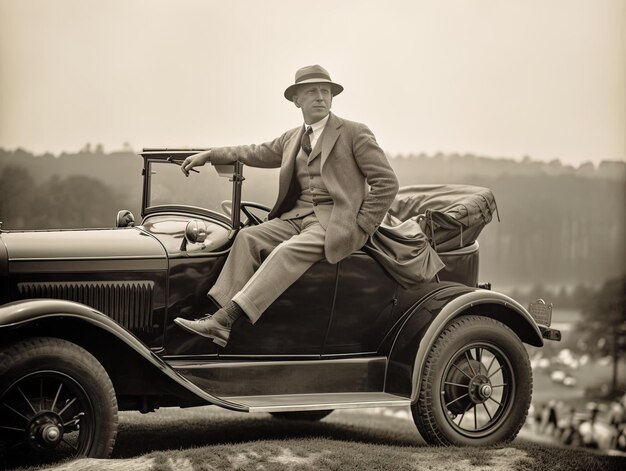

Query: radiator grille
[17,281,155,332]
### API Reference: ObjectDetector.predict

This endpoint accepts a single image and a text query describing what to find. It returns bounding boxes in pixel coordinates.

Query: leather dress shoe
[174,315,230,347]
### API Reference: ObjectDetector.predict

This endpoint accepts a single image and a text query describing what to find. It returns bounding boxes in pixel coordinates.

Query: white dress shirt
[305,113,330,150]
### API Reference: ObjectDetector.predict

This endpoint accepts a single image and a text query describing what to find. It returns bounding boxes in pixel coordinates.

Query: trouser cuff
[231,292,262,324]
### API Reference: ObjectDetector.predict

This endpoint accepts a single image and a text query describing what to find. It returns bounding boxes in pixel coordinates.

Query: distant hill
[1,147,624,187]
[1,147,624,288]
[0,147,144,187]
[390,152,626,182]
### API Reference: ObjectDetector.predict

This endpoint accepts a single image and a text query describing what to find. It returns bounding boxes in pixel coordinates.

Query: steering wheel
[220,200,271,226]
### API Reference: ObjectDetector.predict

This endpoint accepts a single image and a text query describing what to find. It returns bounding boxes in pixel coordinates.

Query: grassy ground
[5,406,626,471]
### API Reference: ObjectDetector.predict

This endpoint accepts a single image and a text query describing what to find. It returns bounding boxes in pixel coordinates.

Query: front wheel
[0,337,118,465]
[411,315,532,446]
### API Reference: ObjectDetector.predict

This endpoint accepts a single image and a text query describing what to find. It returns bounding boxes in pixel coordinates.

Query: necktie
[301,126,313,155]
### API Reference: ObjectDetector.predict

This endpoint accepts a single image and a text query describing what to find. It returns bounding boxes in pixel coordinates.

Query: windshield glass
[148,160,234,215]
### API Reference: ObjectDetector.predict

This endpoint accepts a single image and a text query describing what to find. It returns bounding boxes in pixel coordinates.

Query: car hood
[0,227,166,262]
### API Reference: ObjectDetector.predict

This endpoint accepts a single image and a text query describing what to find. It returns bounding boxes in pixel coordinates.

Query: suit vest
[280,135,333,228]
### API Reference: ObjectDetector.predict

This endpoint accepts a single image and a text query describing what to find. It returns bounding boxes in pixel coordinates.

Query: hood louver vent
[17,281,155,332]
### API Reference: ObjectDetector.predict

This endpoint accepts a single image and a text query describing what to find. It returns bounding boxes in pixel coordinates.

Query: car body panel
[385,287,543,399]
[2,229,170,347]
[323,253,399,355]
[142,213,232,256]
[2,228,167,261]
[218,260,338,357]
[0,299,248,411]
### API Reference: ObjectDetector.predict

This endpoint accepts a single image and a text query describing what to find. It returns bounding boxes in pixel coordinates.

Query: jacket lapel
[275,128,303,207]
[320,113,342,170]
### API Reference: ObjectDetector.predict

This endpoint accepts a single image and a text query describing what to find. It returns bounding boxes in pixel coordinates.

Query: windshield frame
[139,149,244,229]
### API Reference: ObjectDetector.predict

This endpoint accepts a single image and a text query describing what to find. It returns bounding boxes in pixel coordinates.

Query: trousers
[208,213,326,324]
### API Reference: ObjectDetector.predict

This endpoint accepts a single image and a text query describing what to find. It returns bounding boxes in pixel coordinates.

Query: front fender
[385,288,543,401]
[0,299,246,411]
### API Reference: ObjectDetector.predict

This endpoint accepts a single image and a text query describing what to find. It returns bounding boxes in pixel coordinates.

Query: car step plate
[221,392,410,413]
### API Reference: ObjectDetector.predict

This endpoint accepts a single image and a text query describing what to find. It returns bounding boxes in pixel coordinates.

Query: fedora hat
[284,64,344,101]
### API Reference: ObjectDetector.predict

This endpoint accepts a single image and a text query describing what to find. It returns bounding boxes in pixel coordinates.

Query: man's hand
[181,150,211,176]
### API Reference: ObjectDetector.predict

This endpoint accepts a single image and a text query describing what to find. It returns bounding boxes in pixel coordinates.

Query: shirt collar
[304,113,330,134]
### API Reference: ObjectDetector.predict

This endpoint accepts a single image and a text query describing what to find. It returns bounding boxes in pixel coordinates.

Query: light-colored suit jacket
[209,113,399,263]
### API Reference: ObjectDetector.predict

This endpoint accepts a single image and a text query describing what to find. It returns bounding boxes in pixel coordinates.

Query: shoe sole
[174,318,229,347]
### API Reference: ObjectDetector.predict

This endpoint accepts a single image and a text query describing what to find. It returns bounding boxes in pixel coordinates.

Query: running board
[221,392,410,413]
[169,356,387,397]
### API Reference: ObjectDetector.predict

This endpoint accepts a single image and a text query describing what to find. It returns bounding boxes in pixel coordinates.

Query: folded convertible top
[388,184,499,252]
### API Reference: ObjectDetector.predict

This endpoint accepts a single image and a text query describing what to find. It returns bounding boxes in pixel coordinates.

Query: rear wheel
[0,337,118,465]
[270,410,333,421]
[411,315,531,446]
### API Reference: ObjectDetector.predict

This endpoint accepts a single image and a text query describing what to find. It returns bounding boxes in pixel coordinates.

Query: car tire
[0,337,118,463]
[411,315,531,446]
[270,410,333,421]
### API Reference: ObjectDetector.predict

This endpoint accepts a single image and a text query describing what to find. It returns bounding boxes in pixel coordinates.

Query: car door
[322,252,399,355]
[217,260,337,357]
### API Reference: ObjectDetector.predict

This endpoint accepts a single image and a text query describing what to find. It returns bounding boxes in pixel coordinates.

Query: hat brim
[284,79,344,101]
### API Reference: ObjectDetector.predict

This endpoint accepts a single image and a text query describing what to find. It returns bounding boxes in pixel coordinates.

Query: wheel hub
[42,424,61,443]
[468,374,492,403]
[28,412,65,450]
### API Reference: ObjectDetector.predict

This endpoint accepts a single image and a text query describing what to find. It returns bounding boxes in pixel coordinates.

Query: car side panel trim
[9,259,167,273]
[385,288,543,400]
[0,299,248,411]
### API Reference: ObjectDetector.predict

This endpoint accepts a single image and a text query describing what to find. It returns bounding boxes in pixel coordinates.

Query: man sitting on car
[174,64,399,347]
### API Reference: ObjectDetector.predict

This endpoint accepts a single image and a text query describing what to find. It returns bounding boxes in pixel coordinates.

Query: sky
[0,0,624,166]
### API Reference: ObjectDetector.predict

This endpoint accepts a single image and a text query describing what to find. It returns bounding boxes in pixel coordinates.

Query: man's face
[293,83,332,124]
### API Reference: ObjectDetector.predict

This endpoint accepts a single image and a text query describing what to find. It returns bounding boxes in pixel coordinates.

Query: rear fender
[385,289,542,401]
[0,299,246,411]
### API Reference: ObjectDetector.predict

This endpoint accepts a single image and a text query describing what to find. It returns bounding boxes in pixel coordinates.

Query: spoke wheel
[0,338,118,466]
[1,371,95,457]
[411,315,531,446]
[441,342,513,438]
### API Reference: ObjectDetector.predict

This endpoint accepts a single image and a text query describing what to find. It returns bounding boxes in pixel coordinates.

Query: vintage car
[0,149,560,465]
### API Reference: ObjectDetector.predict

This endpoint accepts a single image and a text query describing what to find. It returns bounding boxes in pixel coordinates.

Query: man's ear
[293,95,301,108]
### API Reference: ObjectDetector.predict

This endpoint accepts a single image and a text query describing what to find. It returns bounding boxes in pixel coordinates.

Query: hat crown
[294,64,332,84]
[284,64,343,101]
